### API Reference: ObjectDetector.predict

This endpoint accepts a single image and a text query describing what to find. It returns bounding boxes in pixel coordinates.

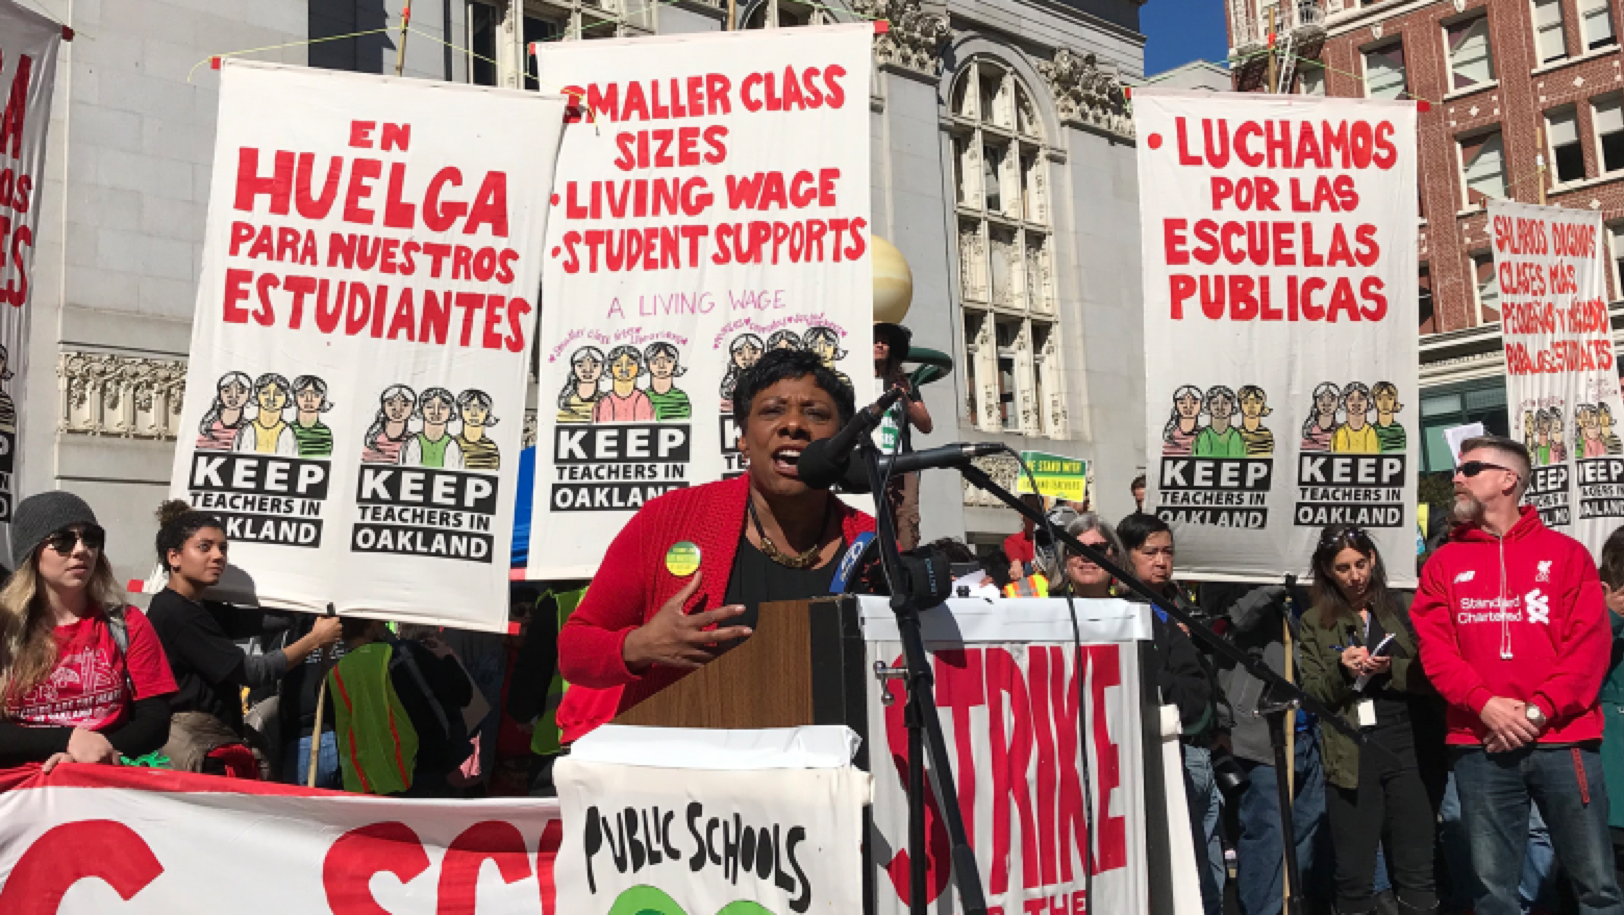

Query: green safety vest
[532,586,589,757]
[328,643,419,796]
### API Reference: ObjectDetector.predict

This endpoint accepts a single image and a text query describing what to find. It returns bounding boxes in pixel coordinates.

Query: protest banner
[0,764,564,913]
[168,61,564,630]
[1489,200,1619,551]
[1016,450,1090,504]
[863,597,1152,914]
[1135,90,1420,584]
[527,25,875,579]
[554,726,869,914]
[0,2,62,532]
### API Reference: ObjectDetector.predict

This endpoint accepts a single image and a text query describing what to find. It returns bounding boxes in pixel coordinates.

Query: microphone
[793,386,907,488]
[801,441,1006,491]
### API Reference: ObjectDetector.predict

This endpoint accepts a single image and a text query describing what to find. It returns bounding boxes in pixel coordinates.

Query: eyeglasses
[44,525,105,555]
[1458,460,1516,479]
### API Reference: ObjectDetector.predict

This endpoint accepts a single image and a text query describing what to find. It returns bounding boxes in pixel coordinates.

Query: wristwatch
[1526,704,1547,726]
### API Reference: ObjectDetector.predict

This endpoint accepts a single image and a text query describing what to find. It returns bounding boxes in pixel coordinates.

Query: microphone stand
[857,432,988,915]
[958,461,1393,916]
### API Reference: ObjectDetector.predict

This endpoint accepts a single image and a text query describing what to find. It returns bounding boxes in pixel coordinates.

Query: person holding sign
[1298,525,1443,915]
[555,349,875,742]
[1412,435,1622,913]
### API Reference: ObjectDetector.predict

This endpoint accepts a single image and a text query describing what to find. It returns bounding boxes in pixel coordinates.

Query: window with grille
[1534,0,1569,63]
[1460,131,1507,205]
[1596,95,1624,174]
[1446,16,1494,90]
[1364,42,1407,100]
[1579,0,1617,49]
[1547,107,1585,184]
[951,59,1063,437]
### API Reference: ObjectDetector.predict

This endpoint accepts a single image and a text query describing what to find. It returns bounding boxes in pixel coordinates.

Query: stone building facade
[32,0,1147,580]
[1226,0,1624,473]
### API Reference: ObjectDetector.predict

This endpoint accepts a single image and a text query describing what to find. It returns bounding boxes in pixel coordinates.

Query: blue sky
[1140,0,1229,76]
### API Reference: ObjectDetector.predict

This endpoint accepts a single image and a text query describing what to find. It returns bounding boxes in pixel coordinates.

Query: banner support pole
[394,5,410,77]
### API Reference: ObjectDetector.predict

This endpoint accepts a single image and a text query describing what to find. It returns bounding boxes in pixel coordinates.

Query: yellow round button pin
[665,541,700,577]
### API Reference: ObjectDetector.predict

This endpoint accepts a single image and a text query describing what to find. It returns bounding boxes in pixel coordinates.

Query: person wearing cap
[0,491,177,770]
[873,321,932,551]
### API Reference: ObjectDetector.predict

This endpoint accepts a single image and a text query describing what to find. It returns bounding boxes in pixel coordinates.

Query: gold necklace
[747,495,830,569]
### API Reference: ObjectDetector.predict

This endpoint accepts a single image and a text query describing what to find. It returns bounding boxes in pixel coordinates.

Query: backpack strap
[387,640,450,737]
[103,604,138,700]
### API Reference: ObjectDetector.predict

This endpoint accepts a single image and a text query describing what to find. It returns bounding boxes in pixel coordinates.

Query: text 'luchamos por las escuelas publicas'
[221,120,532,353]
[1494,214,1611,377]
[1159,116,1404,323]
[553,67,868,280]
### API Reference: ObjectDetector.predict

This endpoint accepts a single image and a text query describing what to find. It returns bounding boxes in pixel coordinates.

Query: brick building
[1226,0,1624,471]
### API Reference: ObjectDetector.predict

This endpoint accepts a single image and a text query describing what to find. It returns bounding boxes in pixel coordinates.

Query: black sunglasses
[44,525,105,555]
[1458,460,1516,478]
[1318,526,1370,550]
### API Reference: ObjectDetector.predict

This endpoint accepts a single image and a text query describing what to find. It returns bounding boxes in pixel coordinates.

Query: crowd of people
[1,339,1623,915]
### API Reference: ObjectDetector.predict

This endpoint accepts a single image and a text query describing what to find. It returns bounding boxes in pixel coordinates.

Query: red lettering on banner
[0,820,164,912]
[323,821,432,914]
[537,818,564,914]
[880,653,954,907]
[987,647,1039,897]
[1086,646,1125,870]
[0,51,35,160]
[437,821,532,914]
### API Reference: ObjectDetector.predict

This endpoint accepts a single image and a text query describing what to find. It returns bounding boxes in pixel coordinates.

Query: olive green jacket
[1297,592,1433,790]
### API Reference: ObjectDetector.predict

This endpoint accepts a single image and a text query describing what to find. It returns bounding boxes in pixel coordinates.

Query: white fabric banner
[861,597,1151,914]
[168,61,564,629]
[1135,90,1420,584]
[0,765,565,913]
[0,2,61,533]
[528,26,875,579]
[1490,199,1620,549]
[553,746,870,914]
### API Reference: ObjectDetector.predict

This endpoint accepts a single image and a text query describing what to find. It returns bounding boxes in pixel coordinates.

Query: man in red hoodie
[1413,435,1622,914]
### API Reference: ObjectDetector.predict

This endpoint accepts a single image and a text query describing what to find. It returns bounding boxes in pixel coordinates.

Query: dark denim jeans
[1235,727,1329,915]
[1454,745,1624,915]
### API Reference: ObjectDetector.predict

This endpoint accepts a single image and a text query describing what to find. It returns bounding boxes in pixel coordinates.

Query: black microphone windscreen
[794,438,848,489]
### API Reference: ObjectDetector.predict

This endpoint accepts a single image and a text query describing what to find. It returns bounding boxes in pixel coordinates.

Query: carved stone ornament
[964,452,1021,507]
[851,0,949,76]
[58,350,186,439]
[1039,49,1132,138]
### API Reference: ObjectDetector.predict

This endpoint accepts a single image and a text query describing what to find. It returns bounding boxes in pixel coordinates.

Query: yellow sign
[664,542,700,577]
[1016,451,1090,503]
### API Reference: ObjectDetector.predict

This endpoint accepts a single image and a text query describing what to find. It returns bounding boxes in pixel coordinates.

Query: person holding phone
[1299,524,1445,915]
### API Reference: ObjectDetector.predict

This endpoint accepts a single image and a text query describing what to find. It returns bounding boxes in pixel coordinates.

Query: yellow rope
[186,27,395,82]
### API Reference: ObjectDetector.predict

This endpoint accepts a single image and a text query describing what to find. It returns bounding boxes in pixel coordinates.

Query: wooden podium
[610,595,871,767]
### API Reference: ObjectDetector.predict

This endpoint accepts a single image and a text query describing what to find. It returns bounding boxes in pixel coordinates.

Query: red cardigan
[556,474,875,742]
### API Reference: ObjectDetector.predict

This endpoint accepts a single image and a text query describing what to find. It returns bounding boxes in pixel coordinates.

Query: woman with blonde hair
[0,492,176,770]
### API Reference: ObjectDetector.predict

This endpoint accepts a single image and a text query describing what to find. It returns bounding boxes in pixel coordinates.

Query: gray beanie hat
[12,491,99,570]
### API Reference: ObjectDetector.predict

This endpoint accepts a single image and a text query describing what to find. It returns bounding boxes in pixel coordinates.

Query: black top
[275,612,348,738]
[1361,610,1412,728]
[145,589,258,733]
[722,533,843,631]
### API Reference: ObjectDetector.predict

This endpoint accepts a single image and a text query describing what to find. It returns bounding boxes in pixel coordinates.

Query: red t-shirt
[5,607,177,730]
[1004,530,1036,565]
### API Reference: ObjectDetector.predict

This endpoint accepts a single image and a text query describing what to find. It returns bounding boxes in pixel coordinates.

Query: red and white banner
[526,26,874,579]
[862,598,1151,914]
[169,61,565,629]
[0,764,563,913]
[0,1,62,535]
[1490,199,1619,550]
[1135,90,1420,583]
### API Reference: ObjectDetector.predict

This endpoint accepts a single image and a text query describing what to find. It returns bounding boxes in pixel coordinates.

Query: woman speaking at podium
[556,349,876,743]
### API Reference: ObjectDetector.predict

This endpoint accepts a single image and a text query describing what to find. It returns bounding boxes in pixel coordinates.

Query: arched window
[741,0,834,28]
[950,59,1062,437]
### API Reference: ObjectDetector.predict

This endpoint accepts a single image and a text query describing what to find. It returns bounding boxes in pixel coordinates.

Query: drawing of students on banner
[1549,405,1569,463]
[1524,408,1539,458]
[401,387,464,469]
[232,373,296,456]
[644,342,691,422]
[1372,382,1406,454]
[1600,404,1623,455]
[1237,385,1274,457]
[1333,382,1379,454]
[719,333,764,413]
[1301,382,1342,452]
[557,346,605,424]
[804,326,852,393]
[0,345,16,437]
[1194,386,1245,458]
[455,389,500,471]
[362,384,416,464]
[196,371,253,452]
[767,329,803,351]
[1161,385,1204,457]
[594,345,655,423]
[1532,408,1554,466]
[290,375,334,459]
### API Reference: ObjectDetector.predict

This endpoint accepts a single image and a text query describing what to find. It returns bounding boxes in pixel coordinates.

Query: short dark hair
[1460,434,1532,494]
[1117,511,1171,553]
[731,348,855,429]
[1602,526,1624,589]
[1131,474,1146,490]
